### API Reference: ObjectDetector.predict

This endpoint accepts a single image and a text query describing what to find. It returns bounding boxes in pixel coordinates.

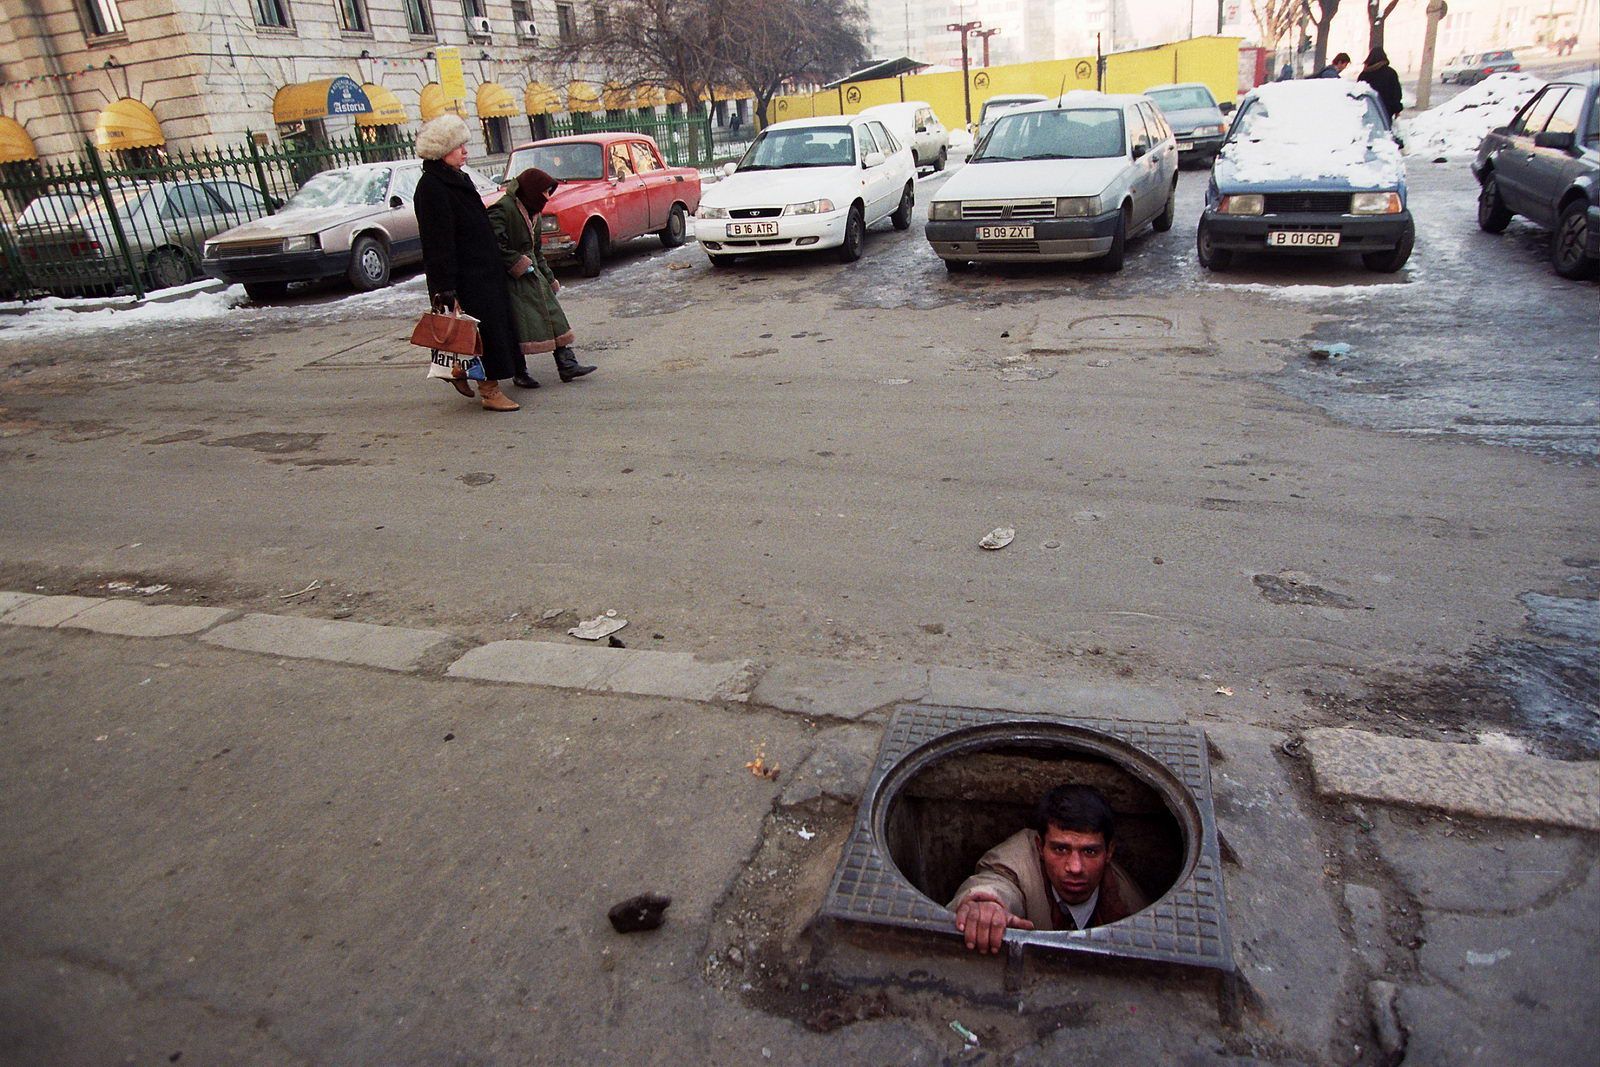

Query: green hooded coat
[486,192,574,354]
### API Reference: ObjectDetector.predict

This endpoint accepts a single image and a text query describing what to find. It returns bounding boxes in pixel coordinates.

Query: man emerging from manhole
[951,784,1149,953]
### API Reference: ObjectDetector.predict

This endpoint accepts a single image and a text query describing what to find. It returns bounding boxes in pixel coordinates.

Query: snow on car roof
[1224,80,1402,186]
[763,115,869,132]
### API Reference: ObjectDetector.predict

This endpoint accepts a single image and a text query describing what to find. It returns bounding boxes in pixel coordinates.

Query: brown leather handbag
[409,304,482,356]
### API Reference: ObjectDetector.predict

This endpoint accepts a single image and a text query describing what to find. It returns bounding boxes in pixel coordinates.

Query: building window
[593,4,607,33]
[336,0,368,32]
[462,0,487,17]
[482,116,508,154]
[511,0,529,21]
[253,0,292,29]
[404,0,433,35]
[556,2,576,41]
[83,0,124,35]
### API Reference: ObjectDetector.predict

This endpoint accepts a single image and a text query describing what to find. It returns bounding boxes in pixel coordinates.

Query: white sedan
[693,115,917,266]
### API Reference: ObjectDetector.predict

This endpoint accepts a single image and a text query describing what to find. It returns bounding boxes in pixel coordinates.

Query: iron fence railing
[0,131,413,302]
[543,112,716,169]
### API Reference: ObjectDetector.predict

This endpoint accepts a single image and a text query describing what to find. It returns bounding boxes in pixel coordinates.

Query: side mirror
[1534,130,1576,151]
[720,161,737,177]
[1132,143,1148,160]
[389,195,404,208]
[863,150,885,168]
[1218,101,1235,115]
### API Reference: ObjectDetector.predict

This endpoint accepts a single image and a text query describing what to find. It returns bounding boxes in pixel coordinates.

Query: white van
[859,101,950,171]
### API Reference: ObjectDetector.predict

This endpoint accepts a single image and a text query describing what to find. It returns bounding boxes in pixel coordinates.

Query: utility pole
[947,19,983,126]
[972,27,1000,67]
[1416,0,1449,111]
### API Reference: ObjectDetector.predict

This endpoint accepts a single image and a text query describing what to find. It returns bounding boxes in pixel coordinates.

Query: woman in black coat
[413,114,533,412]
[1358,48,1404,121]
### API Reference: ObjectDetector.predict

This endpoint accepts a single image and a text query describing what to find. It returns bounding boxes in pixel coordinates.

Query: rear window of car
[1482,51,1513,62]
[506,143,604,181]
[976,108,1126,161]
[1148,87,1216,112]
[18,194,93,226]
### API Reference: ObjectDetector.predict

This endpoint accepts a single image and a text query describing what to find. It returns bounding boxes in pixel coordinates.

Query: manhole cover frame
[821,704,1234,975]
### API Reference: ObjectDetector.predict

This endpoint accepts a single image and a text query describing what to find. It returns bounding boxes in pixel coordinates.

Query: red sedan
[503,132,703,276]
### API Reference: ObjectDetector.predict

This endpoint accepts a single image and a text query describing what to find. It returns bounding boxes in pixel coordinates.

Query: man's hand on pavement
[954,892,1034,954]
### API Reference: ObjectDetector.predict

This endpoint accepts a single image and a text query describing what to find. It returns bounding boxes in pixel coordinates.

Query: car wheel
[1153,180,1177,233]
[347,235,391,291]
[578,225,605,277]
[243,281,289,302]
[1362,219,1415,273]
[658,204,688,248]
[836,204,865,263]
[1477,174,1512,233]
[942,258,972,273]
[890,184,914,231]
[708,252,736,268]
[1196,220,1232,270]
[935,146,947,172]
[1551,198,1599,280]
[1099,205,1128,272]
[145,248,193,290]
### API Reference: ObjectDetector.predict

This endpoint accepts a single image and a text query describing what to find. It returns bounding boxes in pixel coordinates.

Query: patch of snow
[1399,73,1544,160]
[1202,281,1400,301]
[1222,81,1404,187]
[0,286,250,338]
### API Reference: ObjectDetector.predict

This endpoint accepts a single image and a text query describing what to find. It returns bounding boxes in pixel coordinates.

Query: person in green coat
[488,168,596,385]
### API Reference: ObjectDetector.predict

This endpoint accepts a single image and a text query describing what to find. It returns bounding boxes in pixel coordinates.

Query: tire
[243,281,289,302]
[658,203,688,248]
[836,204,865,263]
[1099,205,1127,272]
[145,248,193,290]
[1477,174,1512,233]
[1196,220,1232,270]
[578,225,604,277]
[890,183,913,231]
[934,146,947,172]
[1362,219,1415,272]
[708,252,736,268]
[1551,198,1599,280]
[942,258,972,273]
[347,235,390,291]
[1153,180,1177,233]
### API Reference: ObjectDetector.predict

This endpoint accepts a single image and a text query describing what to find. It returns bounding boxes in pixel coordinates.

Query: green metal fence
[0,131,413,302]
[545,111,715,169]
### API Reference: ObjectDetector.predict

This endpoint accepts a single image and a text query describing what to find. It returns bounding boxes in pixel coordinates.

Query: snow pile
[1220,81,1403,187]
[0,286,249,339]
[1399,73,1544,159]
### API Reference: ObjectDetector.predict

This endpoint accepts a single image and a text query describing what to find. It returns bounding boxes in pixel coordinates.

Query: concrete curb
[202,613,455,673]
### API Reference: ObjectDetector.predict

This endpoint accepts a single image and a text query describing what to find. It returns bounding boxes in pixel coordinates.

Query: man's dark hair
[1333,53,1351,65]
[1034,784,1115,842]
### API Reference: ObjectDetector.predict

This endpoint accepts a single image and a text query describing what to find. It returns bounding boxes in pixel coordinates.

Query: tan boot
[477,379,520,412]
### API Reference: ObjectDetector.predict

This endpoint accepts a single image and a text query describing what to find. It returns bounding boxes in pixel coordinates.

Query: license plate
[1177,141,1195,152]
[1268,230,1340,247]
[726,221,778,237]
[977,225,1034,240]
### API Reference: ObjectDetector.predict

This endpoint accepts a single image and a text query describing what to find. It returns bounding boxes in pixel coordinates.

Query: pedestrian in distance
[488,168,596,384]
[1317,52,1351,78]
[729,108,742,135]
[1276,62,1295,81]
[1359,47,1404,120]
[413,113,530,412]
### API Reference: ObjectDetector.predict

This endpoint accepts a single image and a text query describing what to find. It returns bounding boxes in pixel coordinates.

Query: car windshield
[506,143,604,181]
[18,194,95,226]
[283,169,392,210]
[1148,87,1216,112]
[737,127,854,170]
[1230,92,1389,143]
[974,108,1125,162]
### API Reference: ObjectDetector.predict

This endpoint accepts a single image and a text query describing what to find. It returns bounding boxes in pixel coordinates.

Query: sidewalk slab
[0,595,104,628]
[926,666,1186,722]
[750,658,928,720]
[61,600,235,638]
[447,640,626,690]
[1302,727,1600,831]
[202,613,453,672]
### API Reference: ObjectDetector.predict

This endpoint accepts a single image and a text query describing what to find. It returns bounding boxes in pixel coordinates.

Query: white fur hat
[416,114,470,160]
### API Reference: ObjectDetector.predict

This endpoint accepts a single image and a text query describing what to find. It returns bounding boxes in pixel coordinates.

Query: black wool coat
[1359,65,1404,119]
[414,159,522,381]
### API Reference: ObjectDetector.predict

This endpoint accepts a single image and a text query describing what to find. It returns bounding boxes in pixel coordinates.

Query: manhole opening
[883,741,1189,917]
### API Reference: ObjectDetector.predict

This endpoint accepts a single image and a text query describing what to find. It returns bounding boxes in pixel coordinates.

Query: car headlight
[1193,124,1225,136]
[697,205,729,219]
[784,199,834,215]
[1219,194,1264,216]
[202,240,217,257]
[928,201,960,220]
[1056,196,1100,217]
[282,235,318,253]
[538,214,562,233]
[1350,192,1403,214]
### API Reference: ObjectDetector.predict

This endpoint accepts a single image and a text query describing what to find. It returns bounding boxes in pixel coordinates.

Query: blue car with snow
[1196,81,1414,273]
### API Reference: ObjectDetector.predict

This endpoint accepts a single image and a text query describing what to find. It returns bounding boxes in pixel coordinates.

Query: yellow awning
[633,86,666,109]
[476,82,520,119]
[273,76,372,124]
[0,116,37,163]
[356,83,408,127]
[94,98,164,150]
[524,82,561,115]
[660,87,685,106]
[566,82,601,112]
[420,83,464,122]
[603,81,635,109]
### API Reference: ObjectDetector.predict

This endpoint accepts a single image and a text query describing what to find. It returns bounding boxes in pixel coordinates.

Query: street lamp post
[972,27,1000,67]
[947,19,982,127]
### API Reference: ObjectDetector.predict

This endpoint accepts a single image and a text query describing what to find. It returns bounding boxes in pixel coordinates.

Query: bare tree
[552,0,732,122]
[1249,0,1303,53]
[722,0,869,131]
[1367,0,1403,51]
[1302,0,1341,72]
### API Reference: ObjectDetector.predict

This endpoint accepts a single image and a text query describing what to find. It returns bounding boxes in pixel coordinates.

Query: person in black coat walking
[413,113,533,412]
[1358,48,1404,121]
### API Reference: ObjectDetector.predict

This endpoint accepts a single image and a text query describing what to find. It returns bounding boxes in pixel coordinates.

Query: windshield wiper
[971,155,1013,162]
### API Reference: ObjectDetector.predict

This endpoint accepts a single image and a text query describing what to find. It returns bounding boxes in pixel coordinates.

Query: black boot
[511,355,539,389]
[554,346,595,383]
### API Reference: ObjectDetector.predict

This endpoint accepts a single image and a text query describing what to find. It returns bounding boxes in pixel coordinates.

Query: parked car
[1196,81,1414,273]
[1145,82,1229,166]
[1443,50,1520,85]
[926,92,1179,273]
[202,161,497,300]
[976,94,1049,143]
[502,132,702,276]
[692,114,916,266]
[1472,72,1600,279]
[14,179,272,296]
[861,100,951,171]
